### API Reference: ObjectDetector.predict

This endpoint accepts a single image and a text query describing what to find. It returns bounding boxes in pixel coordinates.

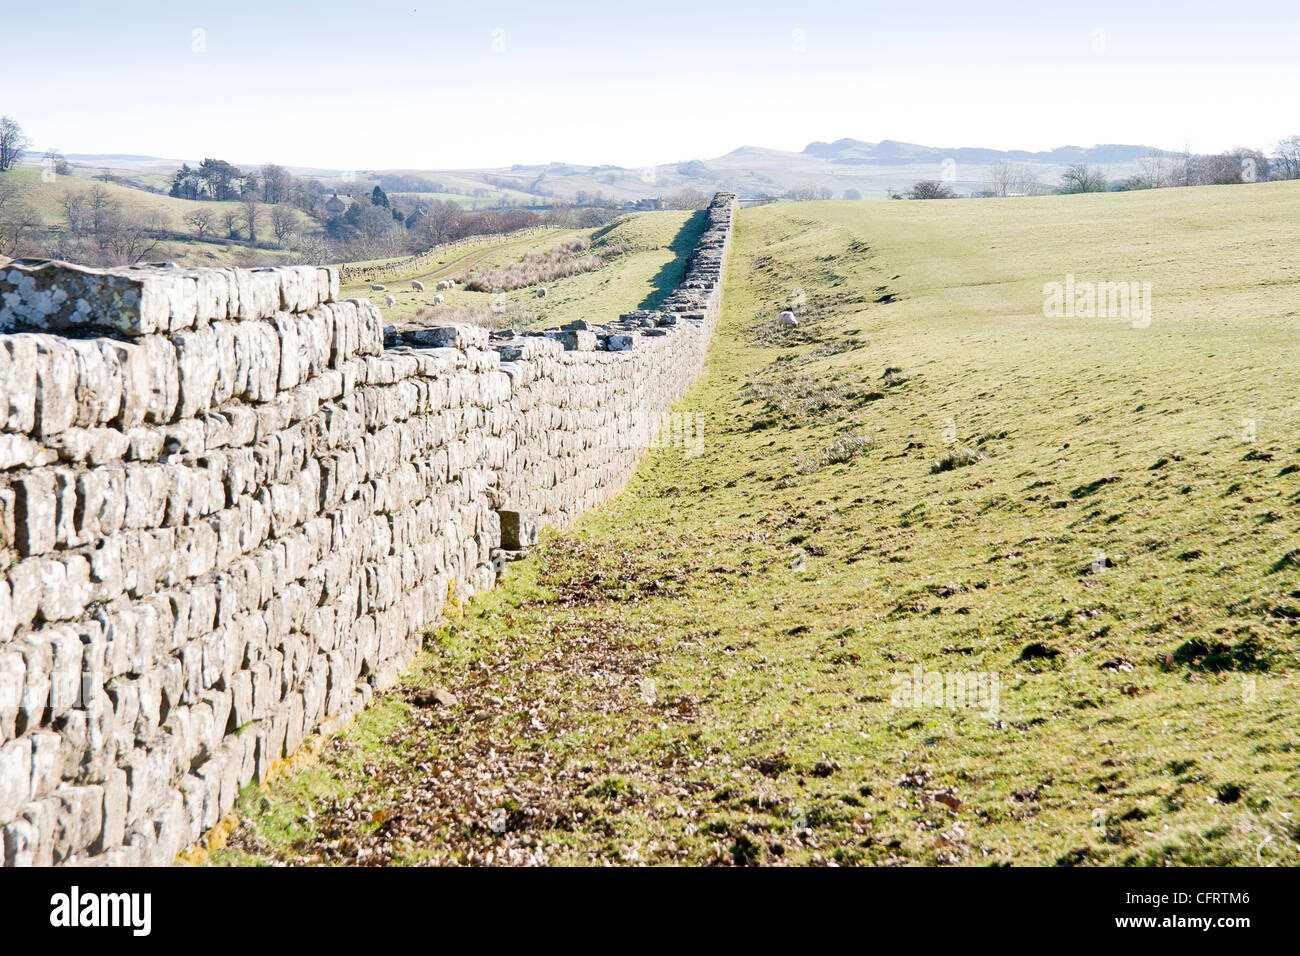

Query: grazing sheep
[370,283,387,292]
[433,293,444,305]
[385,294,396,308]
[445,279,456,289]
[777,310,798,328]
[435,279,450,291]
[411,280,425,292]
[535,286,547,298]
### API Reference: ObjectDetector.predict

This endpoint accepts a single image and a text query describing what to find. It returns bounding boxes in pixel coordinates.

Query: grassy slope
[354,210,703,326]
[2,168,314,266]
[211,182,1299,867]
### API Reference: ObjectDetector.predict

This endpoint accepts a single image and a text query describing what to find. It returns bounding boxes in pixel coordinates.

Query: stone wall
[0,192,735,866]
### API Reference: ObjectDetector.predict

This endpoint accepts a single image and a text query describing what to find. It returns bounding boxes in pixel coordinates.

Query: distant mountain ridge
[46,138,1174,203]
[800,138,1169,166]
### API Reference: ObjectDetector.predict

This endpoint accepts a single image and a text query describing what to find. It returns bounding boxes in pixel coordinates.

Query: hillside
[0,167,314,266]
[214,181,1300,866]
[351,209,705,326]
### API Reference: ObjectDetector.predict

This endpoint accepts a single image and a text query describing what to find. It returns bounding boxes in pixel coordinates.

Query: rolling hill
[28,137,1172,205]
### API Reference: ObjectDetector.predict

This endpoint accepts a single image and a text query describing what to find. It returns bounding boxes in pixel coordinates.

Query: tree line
[895,138,1300,200]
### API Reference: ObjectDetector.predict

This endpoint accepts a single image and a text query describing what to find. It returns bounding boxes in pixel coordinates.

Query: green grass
[211,181,1300,866]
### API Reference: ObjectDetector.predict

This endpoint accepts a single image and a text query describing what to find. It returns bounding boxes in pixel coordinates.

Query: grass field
[352,209,704,327]
[211,181,1300,866]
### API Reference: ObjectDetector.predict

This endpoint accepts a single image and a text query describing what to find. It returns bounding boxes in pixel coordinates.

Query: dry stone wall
[0,192,735,866]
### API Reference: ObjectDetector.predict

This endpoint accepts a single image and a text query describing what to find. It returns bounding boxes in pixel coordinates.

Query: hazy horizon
[7,0,1298,170]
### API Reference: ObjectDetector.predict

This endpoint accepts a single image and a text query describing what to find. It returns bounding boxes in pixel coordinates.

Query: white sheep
[435,279,450,291]
[535,286,547,298]
[433,293,444,305]
[370,283,387,292]
[411,280,425,292]
[385,294,396,309]
[445,279,456,289]
[777,310,798,328]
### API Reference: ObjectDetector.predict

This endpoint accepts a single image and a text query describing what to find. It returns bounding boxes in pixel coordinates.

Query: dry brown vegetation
[460,237,627,292]
[401,303,534,330]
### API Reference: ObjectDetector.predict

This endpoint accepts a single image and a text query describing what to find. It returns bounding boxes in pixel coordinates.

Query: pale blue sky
[5,0,1296,169]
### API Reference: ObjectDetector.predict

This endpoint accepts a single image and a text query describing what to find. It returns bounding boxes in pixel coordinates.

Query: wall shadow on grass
[634,209,709,311]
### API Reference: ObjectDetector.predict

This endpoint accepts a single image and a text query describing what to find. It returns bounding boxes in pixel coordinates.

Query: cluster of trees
[179,197,299,247]
[310,185,626,263]
[0,176,40,256]
[376,173,449,194]
[980,162,1046,197]
[786,185,834,201]
[55,185,165,264]
[896,136,1300,201]
[0,178,166,264]
[1112,146,1284,190]
[169,158,324,210]
[980,138,1300,198]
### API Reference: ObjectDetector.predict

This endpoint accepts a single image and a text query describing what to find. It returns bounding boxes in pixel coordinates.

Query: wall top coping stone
[1,259,340,338]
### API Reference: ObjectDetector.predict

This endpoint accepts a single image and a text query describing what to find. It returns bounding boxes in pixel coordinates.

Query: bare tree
[222,208,240,240]
[1274,135,1300,181]
[260,164,292,204]
[96,209,161,264]
[1167,139,1199,187]
[292,232,331,265]
[241,197,262,244]
[420,199,462,245]
[662,188,710,209]
[0,115,31,171]
[184,207,215,240]
[1059,164,1108,193]
[270,204,296,246]
[983,162,1042,197]
[786,185,833,201]
[86,185,117,234]
[61,191,89,236]
[1229,147,1270,183]
[1138,152,1170,189]
[1199,154,1240,185]
[0,201,41,256]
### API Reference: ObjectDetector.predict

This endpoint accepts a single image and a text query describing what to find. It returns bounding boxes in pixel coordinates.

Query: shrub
[931,446,985,473]
[824,433,875,464]
[796,431,874,473]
